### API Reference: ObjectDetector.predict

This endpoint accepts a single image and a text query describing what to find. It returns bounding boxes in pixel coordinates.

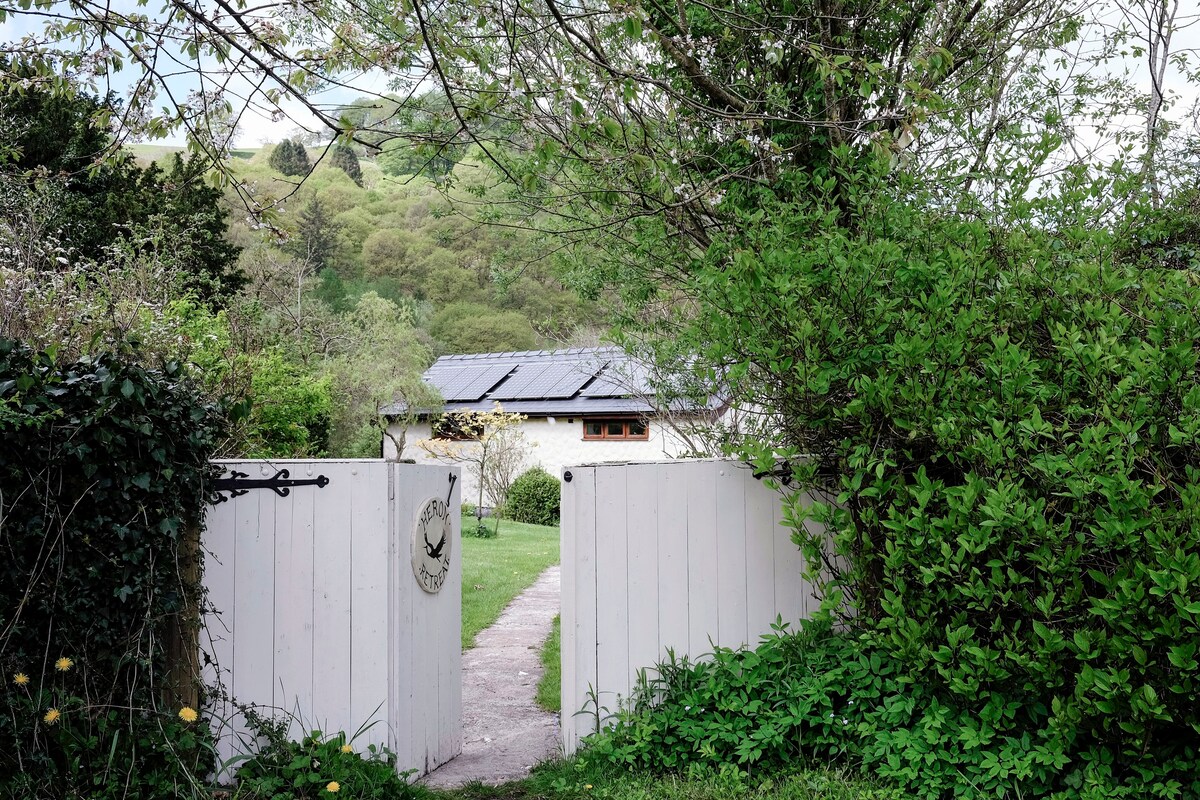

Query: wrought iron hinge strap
[212,468,330,504]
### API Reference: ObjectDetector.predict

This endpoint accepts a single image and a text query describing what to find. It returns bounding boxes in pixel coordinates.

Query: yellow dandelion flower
[178,707,198,724]
[325,781,340,793]
[340,744,353,754]
[13,673,29,686]
[585,785,593,790]
[55,657,73,672]
[43,708,61,725]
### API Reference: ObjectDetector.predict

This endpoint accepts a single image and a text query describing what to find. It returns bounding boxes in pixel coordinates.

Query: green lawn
[460,517,559,650]
[420,761,899,800]
[536,615,561,713]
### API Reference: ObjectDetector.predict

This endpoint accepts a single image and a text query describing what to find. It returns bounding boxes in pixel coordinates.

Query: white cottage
[381,347,721,508]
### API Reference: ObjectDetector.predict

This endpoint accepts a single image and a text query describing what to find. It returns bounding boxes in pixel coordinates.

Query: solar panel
[492,361,597,400]
[582,362,653,397]
[488,363,549,400]
[512,364,585,399]
[428,363,514,402]
[425,365,470,398]
[451,363,515,401]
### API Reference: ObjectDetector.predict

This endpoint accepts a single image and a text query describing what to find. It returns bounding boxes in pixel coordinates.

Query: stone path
[421,565,561,788]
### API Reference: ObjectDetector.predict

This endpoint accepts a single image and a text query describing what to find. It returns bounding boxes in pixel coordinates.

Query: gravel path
[421,565,561,788]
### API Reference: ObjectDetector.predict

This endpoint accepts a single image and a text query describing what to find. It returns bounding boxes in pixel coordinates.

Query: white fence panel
[560,459,819,754]
[202,460,461,780]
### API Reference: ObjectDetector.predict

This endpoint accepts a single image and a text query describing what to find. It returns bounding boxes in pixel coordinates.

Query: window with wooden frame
[582,417,649,441]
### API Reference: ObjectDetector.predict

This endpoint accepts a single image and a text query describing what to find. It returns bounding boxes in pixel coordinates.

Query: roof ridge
[433,346,623,364]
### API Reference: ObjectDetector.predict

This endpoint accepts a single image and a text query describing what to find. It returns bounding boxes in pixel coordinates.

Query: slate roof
[382,347,718,417]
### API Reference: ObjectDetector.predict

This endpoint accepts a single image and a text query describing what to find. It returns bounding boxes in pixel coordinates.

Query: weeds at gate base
[3,650,213,799]
[231,702,419,799]
[466,518,499,539]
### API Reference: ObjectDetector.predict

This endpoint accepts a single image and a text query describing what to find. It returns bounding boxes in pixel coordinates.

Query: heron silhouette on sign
[425,527,447,560]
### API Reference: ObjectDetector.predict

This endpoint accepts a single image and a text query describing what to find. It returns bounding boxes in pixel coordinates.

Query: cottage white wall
[385,417,691,509]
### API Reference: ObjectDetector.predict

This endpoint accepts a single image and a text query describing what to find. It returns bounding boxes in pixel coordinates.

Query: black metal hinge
[212,468,330,503]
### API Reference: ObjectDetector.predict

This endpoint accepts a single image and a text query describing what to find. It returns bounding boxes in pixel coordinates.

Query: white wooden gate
[560,459,824,753]
[202,460,462,778]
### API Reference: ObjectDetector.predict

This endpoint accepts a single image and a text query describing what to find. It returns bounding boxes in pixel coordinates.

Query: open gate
[201,459,462,778]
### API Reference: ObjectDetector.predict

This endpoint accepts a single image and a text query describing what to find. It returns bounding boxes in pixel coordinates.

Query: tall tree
[287,197,339,272]
[0,76,243,302]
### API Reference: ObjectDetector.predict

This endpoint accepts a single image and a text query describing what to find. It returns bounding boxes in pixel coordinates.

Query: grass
[536,615,561,713]
[418,759,900,800]
[461,516,559,650]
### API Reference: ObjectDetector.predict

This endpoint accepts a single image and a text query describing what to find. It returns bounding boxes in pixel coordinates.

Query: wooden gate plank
[624,463,660,698]
[312,463,353,737]
[685,461,719,655]
[716,465,749,649]
[594,466,629,722]
[656,462,689,663]
[559,465,578,749]
[350,462,390,750]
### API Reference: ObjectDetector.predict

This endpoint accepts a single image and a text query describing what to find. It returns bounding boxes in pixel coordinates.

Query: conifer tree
[330,143,363,186]
[269,139,311,177]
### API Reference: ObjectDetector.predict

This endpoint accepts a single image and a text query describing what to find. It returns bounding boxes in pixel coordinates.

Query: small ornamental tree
[419,404,529,531]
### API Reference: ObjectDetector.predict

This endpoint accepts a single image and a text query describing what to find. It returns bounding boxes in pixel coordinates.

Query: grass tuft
[535,615,561,713]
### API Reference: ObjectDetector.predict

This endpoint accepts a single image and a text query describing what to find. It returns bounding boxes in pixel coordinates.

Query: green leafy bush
[633,181,1200,797]
[505,466,561,525]
[235,713,418,800]
[244,350,333,457]
[587,621,1200,799]
[0,339,222,797]
[467,519,499,539]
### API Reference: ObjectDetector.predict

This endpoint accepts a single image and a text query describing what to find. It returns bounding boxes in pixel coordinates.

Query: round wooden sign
[412,496,452,593]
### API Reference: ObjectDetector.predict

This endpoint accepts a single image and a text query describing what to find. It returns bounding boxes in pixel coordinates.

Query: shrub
[244,350,333,457]
[625,184,1200,797]
[587,620,1200,799]
[505,466,560,525]
[0,339,222,797]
